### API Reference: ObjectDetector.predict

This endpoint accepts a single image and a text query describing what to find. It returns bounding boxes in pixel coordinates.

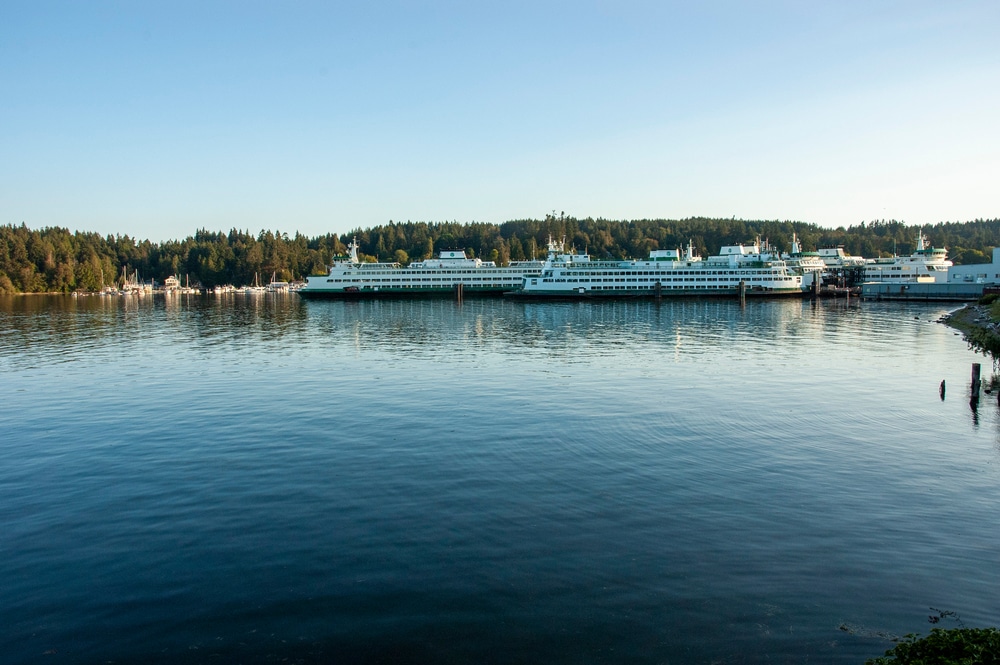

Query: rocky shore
[943,300,1000,356]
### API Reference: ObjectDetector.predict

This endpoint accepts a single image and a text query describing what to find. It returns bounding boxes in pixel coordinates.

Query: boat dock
[861,282,985,302]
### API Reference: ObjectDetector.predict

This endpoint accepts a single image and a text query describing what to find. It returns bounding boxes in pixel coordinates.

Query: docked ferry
[863,232,952,283]
[506,237,804,299]
[297,239,545,298]
[781,233,827,288]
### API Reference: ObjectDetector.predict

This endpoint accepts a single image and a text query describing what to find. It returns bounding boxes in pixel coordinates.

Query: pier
[861,282,985,302]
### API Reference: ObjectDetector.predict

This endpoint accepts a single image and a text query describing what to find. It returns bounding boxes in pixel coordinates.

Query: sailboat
[180,274,199,294]
[245,272,267,294]
[120,267,138,295]
[99,267,118,296]
[266,271,290,292]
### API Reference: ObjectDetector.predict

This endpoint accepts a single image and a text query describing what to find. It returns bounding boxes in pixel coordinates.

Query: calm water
[2,294,999,664]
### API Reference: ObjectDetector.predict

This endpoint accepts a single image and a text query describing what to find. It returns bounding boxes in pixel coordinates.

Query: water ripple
[2,295,998,664]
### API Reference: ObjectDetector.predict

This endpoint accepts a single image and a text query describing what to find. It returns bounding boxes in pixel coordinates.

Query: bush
[978,293,999,305]
[866,627,1000,664]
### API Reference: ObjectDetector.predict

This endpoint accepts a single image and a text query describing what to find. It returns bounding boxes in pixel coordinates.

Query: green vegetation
[2,215,1000,293]
[945,295,1000,362]
[866,627,1000,664]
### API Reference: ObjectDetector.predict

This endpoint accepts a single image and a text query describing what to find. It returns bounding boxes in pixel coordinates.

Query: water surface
[2,294,998,663]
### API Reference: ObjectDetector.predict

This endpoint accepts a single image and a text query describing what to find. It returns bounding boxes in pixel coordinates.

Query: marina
[67,231,994,304]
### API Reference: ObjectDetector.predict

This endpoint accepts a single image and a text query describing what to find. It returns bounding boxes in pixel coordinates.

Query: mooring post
[455,282,463,303]
[972,362,982,396]
[811,275,820,299]
[940,379,946,401]
[739,280,746,306]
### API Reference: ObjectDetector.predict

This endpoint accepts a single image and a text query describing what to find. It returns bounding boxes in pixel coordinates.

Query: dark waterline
[2,294,998,664]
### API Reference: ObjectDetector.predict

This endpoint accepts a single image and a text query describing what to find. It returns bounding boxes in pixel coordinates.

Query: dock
[861,282,985,302]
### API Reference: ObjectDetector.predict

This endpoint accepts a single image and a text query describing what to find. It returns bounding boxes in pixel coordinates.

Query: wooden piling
[455,282,464,303]
[972,363,981,396]
[739,280,746,306]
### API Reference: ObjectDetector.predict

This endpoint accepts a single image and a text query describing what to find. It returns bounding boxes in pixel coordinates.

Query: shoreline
[943,300,1000,358]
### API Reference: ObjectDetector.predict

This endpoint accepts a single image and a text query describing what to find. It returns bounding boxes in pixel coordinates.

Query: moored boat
[506,237,804,299]
[781,233,826,289]
[863,232,952,283]
[297,238,545,299]
[267,271,290,292]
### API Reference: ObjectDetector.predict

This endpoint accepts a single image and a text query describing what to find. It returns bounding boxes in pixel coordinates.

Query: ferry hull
[505,287,806,300]
[297,286,510,300]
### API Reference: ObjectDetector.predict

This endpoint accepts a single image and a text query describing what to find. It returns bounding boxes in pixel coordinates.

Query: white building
[947,248,1000,285]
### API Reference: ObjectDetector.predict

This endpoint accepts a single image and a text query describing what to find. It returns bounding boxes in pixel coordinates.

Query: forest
[2,214,999,293]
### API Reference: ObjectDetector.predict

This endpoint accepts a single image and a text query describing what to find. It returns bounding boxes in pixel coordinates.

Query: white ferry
[506,237,804,299]
[297,238,545,298]
[863,232,952,284]
[781,233,826,288]
[817,246,867,269]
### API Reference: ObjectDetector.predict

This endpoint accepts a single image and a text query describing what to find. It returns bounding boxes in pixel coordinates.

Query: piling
[972,363,981,396]
[455,282,464,303]
[739,280,746,306]
[940,379,946,401]
[811,276,820,299]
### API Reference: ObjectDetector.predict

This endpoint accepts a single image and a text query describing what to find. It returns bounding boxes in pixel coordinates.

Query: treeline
[2,215,999,294]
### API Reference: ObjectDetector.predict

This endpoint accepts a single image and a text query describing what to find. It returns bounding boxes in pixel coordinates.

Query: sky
[2,1,998,243]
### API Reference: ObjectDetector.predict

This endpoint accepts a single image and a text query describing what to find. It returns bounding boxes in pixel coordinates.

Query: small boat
[267,272,290,292]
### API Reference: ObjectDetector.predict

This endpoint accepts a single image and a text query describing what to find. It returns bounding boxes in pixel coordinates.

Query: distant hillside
[2,216,998,294]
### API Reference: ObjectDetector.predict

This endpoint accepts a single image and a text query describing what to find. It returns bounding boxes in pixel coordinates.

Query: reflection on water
[2,294,999,664]
[0,294,947,364]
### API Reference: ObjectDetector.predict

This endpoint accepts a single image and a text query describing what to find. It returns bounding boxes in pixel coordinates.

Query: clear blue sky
[3,1,998,242]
